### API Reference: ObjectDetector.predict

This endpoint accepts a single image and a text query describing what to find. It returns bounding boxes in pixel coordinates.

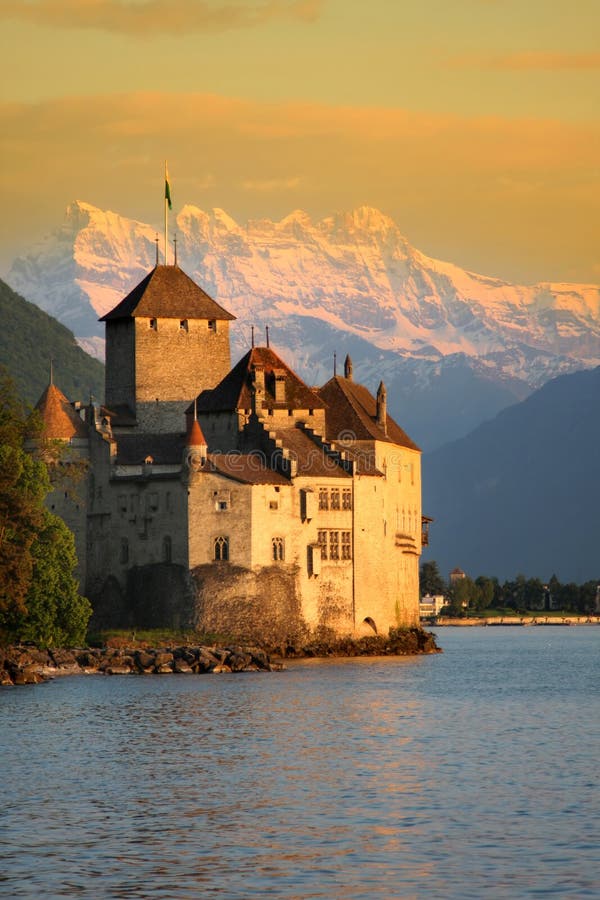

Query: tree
[420,560,446,597]
[444,576,479,616]
[0,369,91,646]
[475,576,497,609]
[18,509,92,647]
[0,372,49,625]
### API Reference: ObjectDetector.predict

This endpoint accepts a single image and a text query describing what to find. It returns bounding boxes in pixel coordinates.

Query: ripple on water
[1,630,600,898]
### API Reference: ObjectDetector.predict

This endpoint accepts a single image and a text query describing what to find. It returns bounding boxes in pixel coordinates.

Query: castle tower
[100,265,236,433]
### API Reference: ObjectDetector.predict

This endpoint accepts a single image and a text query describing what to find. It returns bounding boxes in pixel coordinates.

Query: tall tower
[100,265,235,433]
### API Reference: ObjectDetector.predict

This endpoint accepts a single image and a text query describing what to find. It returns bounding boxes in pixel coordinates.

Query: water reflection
[1,632,599,898]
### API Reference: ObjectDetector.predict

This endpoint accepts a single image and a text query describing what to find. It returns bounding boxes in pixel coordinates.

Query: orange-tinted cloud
[448,51,600,70]
[0,0,324,34]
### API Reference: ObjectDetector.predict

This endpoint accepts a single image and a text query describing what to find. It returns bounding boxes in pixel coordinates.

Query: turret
[184,415,207,473]
[344,354,353,380]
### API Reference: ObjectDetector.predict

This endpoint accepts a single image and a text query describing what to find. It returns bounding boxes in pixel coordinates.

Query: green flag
[165,166,172,210]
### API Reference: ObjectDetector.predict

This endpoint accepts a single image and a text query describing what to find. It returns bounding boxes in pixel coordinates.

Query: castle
[36,263,428,642]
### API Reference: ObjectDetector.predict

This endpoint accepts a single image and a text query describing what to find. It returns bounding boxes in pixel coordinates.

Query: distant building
[35,263,428,642]
[449,567,466,584]
[419,594,446,619]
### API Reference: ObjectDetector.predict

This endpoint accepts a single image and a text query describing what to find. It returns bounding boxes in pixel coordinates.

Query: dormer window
[149,318,157,330]
[208,320,217,332]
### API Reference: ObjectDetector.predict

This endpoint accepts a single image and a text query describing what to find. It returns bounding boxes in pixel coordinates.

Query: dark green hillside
[0,278,103,405]
[422,366,600,583]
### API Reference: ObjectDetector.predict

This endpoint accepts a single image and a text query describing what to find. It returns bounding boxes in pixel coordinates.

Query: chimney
[252,365,265,393]
[273,369,286,403]
[376,381,387,434]
[344,354,353,380]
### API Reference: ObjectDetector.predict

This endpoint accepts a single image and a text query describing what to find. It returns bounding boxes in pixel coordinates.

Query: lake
[1,627,599,898]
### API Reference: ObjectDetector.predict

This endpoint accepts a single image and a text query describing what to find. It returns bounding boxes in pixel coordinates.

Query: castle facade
[37,264,427,642]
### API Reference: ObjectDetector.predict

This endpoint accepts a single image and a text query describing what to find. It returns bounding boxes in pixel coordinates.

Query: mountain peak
[6,201,600,401]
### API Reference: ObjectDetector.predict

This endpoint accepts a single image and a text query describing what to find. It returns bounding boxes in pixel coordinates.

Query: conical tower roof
[35,383,88,440]
[100,265,235,322]
[187,417,207,448]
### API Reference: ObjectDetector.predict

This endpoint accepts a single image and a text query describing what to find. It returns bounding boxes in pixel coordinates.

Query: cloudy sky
[1,0,598,283]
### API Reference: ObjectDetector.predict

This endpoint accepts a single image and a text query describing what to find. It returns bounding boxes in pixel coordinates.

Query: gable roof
[100,265,235,322]
[318,376,420,451]
[193,345,327,414]
[35,383,88,440]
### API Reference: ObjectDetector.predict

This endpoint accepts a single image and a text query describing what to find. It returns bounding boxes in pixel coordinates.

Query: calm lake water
[1,627,599,899]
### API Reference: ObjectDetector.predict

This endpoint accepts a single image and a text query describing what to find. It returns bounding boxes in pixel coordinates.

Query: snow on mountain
[5,200,600,449]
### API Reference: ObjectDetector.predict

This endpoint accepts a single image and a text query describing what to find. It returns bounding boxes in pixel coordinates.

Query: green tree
[0,369,91,646]
[444,576,480,616]
[18,509,92,647]
[474,576,497,609]
[0,373,48,625]
[419,560,446,597]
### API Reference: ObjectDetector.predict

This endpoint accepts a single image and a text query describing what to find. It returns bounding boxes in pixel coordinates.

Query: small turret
[376,381,387,434]
[344,354,353,380]
[185,415,207,472]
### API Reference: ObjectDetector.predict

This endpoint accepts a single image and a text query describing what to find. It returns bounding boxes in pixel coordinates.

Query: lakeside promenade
[432,615,600,627]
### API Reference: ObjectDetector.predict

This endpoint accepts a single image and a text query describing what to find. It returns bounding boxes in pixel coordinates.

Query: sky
[0,0,598,284]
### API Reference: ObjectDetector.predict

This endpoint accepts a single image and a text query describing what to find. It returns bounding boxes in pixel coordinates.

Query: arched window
[272,537,285,562]
[163,536,172,563]
[214,536,229,561]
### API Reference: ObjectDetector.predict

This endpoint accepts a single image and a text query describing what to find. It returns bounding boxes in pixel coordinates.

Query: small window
[214,536,229,561]
[318,488,328,511]
[149,318,157,330]
[329,531,339,560]
[317,530,328,560]
[342,489,352,510]
[269,500,278,510]
[208,320,217,332]
[341,531,352,560]
[272,537,285,562]
[330,489,340,510]
[179,319,188,332]
[217,500,228,511]
[163,536,172,563]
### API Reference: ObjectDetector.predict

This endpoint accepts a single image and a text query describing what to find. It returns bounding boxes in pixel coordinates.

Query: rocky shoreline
[0,644,280,686]
[1,628,440,686]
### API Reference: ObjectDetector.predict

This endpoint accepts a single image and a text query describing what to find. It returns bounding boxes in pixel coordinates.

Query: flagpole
[164,160,168,265]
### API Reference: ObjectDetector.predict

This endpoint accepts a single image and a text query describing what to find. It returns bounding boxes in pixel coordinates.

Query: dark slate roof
[100,265,235,322]
[100,404,137,427]
[35,383,88,440]
[115,433,186,465]
[208,453,290,485]
[193,345,327,414]
[317,376,420,451]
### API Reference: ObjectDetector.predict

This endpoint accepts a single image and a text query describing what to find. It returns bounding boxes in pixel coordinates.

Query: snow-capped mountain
[6,201,600,449]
